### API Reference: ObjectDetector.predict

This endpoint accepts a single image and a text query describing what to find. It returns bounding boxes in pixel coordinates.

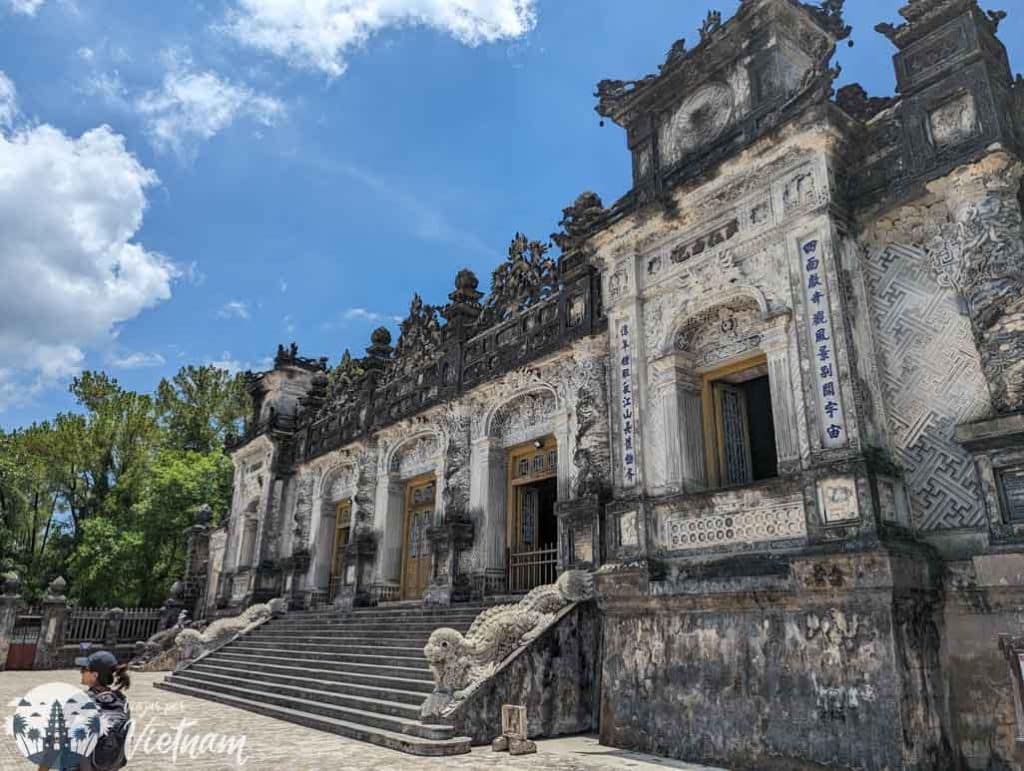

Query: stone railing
[421,571,595,718]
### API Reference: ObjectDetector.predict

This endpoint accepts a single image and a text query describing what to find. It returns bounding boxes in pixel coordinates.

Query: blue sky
[1,0,1021,429]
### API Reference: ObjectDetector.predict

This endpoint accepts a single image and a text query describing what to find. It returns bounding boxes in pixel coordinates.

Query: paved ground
[0,670,725,770]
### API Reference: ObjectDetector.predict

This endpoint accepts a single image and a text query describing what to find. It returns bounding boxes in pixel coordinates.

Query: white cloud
[217,300,251,320]
[136,60,285,155]
[224,0,538,77]
[0,72,16,128]
[207,351,273,375]
[81,70,130,109]
[183,261,206,285]
[283,314,295,334]
[0,71,176,411]
[108,351,167,369]
[279,278,288,293]
[343,307,403,325]
[208,351,244,375]
[7,0,45,16]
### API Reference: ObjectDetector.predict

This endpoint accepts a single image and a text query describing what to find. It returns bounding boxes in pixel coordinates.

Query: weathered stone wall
[596,552,951,770]
[445,601,600,745]
[942,554,1024,769]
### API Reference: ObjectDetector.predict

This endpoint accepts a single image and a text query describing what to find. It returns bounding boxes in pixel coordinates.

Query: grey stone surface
[444,602,599,745]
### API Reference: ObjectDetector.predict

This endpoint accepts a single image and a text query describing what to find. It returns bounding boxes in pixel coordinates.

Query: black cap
[74,650,118,678]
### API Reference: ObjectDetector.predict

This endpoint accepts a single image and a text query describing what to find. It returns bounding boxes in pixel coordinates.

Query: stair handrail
[420,570,595,719]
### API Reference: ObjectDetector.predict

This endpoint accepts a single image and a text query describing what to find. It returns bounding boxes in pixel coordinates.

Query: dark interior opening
[534,477,559,547]
[742,375,778,481]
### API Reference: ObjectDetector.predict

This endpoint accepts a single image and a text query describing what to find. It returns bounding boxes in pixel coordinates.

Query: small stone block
[501,704,527,740]
[509,738,537,756]
[491,736,509,752]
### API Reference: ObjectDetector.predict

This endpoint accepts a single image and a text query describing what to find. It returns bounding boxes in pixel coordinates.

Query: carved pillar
[0,573,21,671]
[763,317,802,470]
[373,476,405,588]
[934,154,1024,414]
[554,412,572,502]
[33,577,69,671]
[650,353,706,494]
[469,437,508,580]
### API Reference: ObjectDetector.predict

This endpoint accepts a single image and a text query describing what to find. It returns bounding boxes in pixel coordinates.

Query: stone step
[171,670,424,719]
[190,662,430,704]
[251,632,434,646]
[153,681,470,757]
[235,639,425,657]
[200,656,435,692]
[209,649,433,680]
[269,621,474,634]
[231,640,428,664]
[164,673,448,740]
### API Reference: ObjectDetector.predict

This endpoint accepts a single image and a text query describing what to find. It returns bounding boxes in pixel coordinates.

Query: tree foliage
[0,365,248,605]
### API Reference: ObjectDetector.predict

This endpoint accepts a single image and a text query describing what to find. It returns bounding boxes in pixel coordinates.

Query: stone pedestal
[33,577,69,671]
[0,573,22,672]
[424,517,474,607]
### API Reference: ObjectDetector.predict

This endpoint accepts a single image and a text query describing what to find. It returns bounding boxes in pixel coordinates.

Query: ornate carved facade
[206,1,1024,767]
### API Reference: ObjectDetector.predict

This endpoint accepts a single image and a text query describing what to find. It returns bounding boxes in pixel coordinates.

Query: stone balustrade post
[33,576,69,670]
[103,607,124,648]
[0,572,22,672]
[158,580,186,631]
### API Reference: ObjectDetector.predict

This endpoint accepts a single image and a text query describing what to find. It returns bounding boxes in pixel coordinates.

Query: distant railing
[471,569,508,599]
[369,584,400,605]
[507,544,558,594]
[119,608,161,643]
[63,607,162,645]
[64,608,107,644]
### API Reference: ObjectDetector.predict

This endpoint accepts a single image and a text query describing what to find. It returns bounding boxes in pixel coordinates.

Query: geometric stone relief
[863,243,991,530]
[661,493,806,552]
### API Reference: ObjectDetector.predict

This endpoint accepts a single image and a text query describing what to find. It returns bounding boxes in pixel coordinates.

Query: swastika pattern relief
[863,243,991,530]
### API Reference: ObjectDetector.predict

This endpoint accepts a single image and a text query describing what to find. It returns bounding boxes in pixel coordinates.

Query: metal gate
[5,611,41,670]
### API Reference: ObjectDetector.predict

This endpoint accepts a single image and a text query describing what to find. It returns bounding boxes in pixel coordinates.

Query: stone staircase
[156,604,482,756]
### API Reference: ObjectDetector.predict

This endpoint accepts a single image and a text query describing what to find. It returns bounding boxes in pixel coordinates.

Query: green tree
[156,365,249,453]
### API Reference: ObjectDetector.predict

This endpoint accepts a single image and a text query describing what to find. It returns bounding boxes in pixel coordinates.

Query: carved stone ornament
[551,192,605,254]
[480,234,559,326]
[421,571,595,717]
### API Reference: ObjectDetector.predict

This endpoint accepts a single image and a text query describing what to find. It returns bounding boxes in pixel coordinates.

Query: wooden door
[329,500,352,599]
[401,478,435,600]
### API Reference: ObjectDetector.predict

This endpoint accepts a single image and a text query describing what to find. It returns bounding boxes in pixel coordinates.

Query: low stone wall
[444,601,600,745]
[596,549,953,770]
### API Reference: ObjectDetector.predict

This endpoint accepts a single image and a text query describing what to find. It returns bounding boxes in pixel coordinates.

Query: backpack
[88,689,130,770]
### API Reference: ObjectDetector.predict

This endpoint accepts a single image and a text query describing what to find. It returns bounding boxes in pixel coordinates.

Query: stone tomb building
[204,1,1024,767]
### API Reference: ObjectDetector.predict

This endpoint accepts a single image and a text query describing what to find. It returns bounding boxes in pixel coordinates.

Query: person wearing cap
[37,650,132,770]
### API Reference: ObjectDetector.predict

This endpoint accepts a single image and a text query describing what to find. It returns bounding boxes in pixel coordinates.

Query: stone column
[33,577,69,671]
[469,437,508,578]
[931,153,1024,413]
[648,354,706,494]
[763,318,802,470]
[0,573,22,672]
